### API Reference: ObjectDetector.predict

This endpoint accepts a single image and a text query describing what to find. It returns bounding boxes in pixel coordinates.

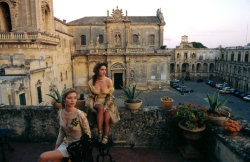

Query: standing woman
[88,62,120,144]
[38,88,91,162]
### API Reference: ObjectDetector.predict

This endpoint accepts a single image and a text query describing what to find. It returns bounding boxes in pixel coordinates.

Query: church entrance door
[114,73,123,89]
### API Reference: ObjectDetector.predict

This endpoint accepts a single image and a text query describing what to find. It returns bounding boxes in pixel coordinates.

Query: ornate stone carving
[156,8,165,25]
[106,6,129,22]
[111,62,125,70]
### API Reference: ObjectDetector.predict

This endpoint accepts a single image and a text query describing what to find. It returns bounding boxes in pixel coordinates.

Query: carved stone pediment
[111,63,125,70]
[106,6,129,22]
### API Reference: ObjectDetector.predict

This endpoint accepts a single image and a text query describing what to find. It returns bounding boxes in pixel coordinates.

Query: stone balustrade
[0,32,59,45]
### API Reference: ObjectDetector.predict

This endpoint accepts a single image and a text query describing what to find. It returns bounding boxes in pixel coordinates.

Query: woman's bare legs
[104,111,111,137]
[38,150,63,162]
[95,104,104,133]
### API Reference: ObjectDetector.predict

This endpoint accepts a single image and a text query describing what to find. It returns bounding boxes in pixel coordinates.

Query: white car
[243,95,250,101]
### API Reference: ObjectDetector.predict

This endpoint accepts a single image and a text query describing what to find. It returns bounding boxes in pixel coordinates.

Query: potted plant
[172,102,209,132]
[119,84,143,110]
[222,120,242,136]
[171,103,209,158]
[204,90,230,126]
[160,96,174,110]
[46,87,63,109]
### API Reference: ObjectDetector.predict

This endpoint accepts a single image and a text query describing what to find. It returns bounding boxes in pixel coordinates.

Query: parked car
[171,83,180,89]
[182,87,194,93]
[243,95,250,101]
[239,92,247,98]
[210,81,218,87]
[233,91,241,97]
[206,80,213,85]
[229,88,236,93]
[219,87,231,94]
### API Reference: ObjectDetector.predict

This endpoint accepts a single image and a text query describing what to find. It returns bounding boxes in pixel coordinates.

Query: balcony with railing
[0,32,60,45]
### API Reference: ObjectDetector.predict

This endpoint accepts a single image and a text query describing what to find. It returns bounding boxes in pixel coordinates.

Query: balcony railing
[0,32,60,45]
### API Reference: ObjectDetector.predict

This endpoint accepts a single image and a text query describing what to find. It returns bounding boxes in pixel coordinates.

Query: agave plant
[119,84,143,103]
[46,87,64,103]
[204,90,230,114]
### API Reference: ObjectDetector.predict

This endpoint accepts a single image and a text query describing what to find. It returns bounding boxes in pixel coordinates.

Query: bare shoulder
[88,79,93,85]
[105,77,113,86]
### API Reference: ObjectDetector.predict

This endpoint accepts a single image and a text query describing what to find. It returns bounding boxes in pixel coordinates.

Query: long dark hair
[92,62,107,86]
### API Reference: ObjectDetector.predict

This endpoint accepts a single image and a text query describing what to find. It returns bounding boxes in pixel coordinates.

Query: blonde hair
[61,88,77,108]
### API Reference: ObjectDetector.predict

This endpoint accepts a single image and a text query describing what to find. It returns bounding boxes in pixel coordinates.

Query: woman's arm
[79,111,92,138]
[55,126,65,149]
[104,79,114,111]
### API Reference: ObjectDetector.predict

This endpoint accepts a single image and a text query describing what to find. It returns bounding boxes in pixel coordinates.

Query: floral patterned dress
[88,80,120,124]
[56,109,91,157]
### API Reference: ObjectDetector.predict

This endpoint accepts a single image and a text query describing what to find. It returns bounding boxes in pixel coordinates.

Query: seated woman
[38,88,91,162]
[88,62,120,144]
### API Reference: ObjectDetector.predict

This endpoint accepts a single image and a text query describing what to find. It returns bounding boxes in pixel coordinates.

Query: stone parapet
[0,106,249,161]
[0,32,59,45]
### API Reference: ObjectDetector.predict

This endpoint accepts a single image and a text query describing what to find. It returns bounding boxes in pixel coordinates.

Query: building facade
[216,46,250,93]
[170,36,220,80]
[0,0,73,105]
[68,7,173,91]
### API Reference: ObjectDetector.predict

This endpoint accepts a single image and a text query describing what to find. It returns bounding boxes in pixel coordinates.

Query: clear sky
[53,0,250,48]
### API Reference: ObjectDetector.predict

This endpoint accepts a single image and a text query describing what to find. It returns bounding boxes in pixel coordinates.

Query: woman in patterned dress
[38,88,91,162]
[88,62,120,144]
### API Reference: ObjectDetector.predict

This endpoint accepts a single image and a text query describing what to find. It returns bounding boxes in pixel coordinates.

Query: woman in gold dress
[88,62,120,144]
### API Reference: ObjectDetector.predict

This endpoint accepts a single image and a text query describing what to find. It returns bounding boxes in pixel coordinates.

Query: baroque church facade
[1,0,248,106]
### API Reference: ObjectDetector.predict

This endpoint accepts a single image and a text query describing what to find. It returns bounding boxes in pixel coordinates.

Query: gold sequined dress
[88,80,120,124]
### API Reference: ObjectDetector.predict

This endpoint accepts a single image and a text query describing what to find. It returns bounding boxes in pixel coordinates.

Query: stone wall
[0,106,249,161]
[0,106,172,148]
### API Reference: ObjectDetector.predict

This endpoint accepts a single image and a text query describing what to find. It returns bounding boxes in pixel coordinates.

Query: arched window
[0,2,12,32]
[81,35,86,45]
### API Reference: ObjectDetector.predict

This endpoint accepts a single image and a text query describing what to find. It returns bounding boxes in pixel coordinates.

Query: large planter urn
[178,120,206,160]
[124,100,142,111]
[178,121,206,140]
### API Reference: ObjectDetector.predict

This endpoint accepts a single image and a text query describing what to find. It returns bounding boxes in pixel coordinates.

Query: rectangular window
[184,53,188,59]
[245,54,249,63]
[81,35,86,45]
[19,93,26,105]
[133,34,139,44]
[37,86,42,104]
[99,35,103,44]
[149,35,155,45]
